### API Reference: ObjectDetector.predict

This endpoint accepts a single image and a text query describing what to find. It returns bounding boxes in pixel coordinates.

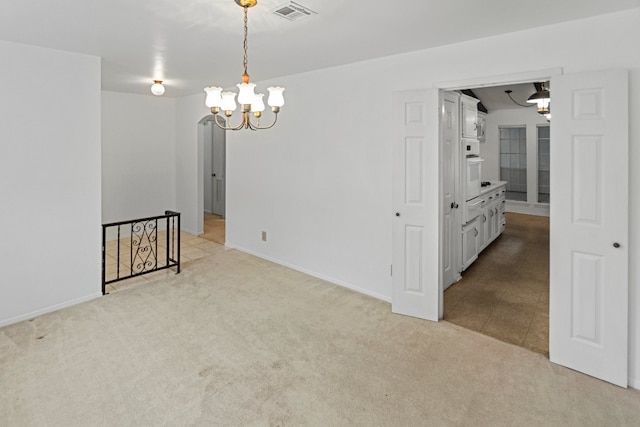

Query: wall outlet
[261,231,267,242]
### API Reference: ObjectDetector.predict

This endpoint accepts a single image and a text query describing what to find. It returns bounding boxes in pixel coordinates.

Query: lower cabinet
[460,183,507,272]
[462,218,480,270]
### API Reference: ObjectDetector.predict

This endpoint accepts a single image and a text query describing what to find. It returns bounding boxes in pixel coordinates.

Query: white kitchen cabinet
[461,182,507,271]
[462,218,480,270]
[477,211,487,252]
[460,95,479,139]
[477,111,487,143]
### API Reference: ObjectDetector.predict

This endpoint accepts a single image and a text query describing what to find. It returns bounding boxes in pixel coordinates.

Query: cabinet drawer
[465,196,484,223]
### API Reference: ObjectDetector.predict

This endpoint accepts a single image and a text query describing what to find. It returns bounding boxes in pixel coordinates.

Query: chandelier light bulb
[204,87,223,108]
[151,80,165,96]
[252,93,265,112]
[267,87,285,107]
[220,92,238,112]
[237,82,257,105]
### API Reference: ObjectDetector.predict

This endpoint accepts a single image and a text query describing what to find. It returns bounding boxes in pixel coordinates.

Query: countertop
[479,181,507,197]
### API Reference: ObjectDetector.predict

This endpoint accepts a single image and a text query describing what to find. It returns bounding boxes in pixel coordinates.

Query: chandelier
[204,0,285,131]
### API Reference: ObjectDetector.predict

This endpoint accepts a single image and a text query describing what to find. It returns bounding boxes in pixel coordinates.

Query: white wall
[482,108,550,216]
[0,41,101,326]
[174,10,640,385]
[175,93,211,235]
[101,91,176,223]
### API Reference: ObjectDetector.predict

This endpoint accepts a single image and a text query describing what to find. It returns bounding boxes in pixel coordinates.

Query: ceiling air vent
[273,1,317,21]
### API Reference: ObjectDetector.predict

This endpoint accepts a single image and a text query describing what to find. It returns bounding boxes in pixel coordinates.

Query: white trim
[434,68,564,90]
[0,292,102,328]
[226,243,392,303]
[629,376,639,390]
[506,201,550,217]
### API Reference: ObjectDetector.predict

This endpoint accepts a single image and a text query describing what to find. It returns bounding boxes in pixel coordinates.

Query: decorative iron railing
[101,210,181,295]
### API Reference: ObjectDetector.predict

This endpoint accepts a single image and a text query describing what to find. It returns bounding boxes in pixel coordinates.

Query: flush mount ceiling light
[204,0,285,131]
[527,81,551,117]
[151,80,165,96]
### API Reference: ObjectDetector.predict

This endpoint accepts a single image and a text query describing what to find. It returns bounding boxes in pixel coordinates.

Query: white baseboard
[226,243,392,304]
[506,201,550,217]
[0,292,103,328]
[629,376,639,390]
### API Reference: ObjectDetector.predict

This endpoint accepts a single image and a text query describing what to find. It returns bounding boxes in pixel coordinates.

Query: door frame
[434,68,562,320]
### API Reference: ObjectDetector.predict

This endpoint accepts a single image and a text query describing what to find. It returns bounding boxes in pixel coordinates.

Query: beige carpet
[1,246,639,426]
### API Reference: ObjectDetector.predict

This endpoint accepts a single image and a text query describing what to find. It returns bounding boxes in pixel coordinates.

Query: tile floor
[444,212,550,356]
[103,214,226,294]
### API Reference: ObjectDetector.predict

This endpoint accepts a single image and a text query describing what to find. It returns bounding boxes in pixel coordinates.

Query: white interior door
[442,92,461,289]
[392,89,441,321]
[212,124,226,217]
[549,69,629,387]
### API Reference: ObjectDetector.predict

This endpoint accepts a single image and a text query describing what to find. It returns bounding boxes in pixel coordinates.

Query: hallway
[203,213,225,245]
[444,212,550,355]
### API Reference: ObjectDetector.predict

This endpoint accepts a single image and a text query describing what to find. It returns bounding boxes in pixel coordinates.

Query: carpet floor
[1,246,638,426]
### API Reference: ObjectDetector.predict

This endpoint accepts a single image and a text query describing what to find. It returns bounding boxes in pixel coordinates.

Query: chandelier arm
[246,112,279,130]
[211,113,246,131]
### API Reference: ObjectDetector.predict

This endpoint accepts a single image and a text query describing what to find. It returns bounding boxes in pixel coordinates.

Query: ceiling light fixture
[204,0,285,131]
[151,80,165,96]
[527,81,550,116]
[504,89,535,108]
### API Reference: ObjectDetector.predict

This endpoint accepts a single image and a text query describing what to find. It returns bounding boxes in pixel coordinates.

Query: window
[538,125,550,203]
[499,126,527,201]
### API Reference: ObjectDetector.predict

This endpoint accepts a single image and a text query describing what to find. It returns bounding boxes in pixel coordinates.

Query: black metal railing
[101,210,181,295]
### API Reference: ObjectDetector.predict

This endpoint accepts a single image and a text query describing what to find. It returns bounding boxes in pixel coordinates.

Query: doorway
[393,68,629,386]
[441,83,552,355]
[200,116,227,245]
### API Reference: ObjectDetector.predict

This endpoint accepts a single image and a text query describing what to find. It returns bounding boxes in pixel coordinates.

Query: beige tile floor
[103,214,226,294]
[444,212,550,356]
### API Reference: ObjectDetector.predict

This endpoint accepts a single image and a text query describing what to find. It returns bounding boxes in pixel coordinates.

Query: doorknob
[613,242,621,248]
[451,202,459,209]
[395,212,400,217]
[212,173,216,177]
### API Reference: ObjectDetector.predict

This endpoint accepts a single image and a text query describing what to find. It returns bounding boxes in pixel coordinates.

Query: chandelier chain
[243,6,249,76]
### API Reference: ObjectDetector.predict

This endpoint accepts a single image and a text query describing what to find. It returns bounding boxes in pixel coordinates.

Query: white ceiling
[1,0,638,97]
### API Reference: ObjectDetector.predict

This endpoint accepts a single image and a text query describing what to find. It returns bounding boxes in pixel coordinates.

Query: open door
[549,69,629,387]
[392,89,441,321]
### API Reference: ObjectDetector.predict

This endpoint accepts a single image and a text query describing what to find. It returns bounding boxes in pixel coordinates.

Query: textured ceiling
[1,0,638,97]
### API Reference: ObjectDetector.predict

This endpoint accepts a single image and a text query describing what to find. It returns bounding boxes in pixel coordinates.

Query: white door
[392,89,441,321]
[212,124,226,217]
[550,69,629,387]
[442,92,461,289]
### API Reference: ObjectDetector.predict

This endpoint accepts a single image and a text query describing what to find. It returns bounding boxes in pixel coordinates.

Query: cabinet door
[477,112,487,142]
[478,212,488,252]
[477,212,487,252]
[461,102,478,139]
[486,203,495,243]
[462,220,479,270]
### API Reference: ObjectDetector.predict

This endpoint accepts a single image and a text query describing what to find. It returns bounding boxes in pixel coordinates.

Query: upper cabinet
[460,94,479,139]
[477,111,487,143]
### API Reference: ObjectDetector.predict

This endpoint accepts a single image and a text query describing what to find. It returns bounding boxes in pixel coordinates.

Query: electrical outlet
[261,231,267,242]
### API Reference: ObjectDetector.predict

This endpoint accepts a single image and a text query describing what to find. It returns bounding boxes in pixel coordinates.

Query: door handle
[450,202,459,209]
[212,173,216,177]
[395,212,400,217]
[613,242,621,248]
